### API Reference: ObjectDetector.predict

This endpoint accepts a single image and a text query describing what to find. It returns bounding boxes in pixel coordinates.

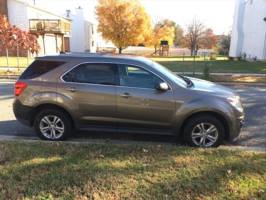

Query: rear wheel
[183,115,225,147]
[34,109,72,141]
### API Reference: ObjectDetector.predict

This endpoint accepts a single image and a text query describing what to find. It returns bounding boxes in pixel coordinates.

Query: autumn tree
[96,0,152,54]
[183,19,205,56]
[147,20,175,54]
[12,26,26,70]
[0,15,39,71]
[0,15,14,69]
[28,33,39,56]
[200,28,217,49]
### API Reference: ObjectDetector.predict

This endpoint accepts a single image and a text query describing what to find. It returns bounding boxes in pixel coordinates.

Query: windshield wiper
[178,75,194,88]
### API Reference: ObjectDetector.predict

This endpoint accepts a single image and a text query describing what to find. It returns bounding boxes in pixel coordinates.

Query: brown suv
[13,54,244,147]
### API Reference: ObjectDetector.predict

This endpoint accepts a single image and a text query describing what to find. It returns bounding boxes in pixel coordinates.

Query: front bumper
[229,114,245,142]
[13,99,33,126]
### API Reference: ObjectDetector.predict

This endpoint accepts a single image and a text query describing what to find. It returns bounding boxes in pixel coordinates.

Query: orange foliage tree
[147,20,175,54]
[0,14,39,70]
[200,28,217,49]
[182,19,218,56]
[0,15,14,69]
[96,0,152,54]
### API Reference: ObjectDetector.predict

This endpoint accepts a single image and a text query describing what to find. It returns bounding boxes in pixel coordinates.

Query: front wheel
[183,115,225,148]
[34,109,72,141]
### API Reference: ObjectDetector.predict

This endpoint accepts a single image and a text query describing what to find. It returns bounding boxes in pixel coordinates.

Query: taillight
[15,81,28,96]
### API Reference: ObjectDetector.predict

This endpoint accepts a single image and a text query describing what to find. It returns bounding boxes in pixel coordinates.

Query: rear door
[58,63,119,129]
[116,64,175,133]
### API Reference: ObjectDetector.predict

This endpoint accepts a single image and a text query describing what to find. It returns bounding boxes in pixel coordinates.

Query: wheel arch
[30,103,76,129]
[179,111,230,141]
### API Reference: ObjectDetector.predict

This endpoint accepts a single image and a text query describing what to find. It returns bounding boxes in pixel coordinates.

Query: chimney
[0,0,8,17]
[66,9,71,18]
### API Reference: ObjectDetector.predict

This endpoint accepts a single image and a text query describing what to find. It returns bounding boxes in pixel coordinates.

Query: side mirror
[156,82,169,91]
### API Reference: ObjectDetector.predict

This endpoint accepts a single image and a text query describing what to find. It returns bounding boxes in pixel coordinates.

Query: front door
[116,64,175,133]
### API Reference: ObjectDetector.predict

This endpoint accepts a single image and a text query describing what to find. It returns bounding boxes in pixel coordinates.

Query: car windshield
[151,61,187,88]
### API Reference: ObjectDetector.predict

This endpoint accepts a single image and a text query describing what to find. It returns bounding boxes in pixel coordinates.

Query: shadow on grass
[0,142,265,199]
[137,152,266,199]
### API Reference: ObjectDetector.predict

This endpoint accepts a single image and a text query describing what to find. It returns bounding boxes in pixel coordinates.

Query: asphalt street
[0,80,265,147]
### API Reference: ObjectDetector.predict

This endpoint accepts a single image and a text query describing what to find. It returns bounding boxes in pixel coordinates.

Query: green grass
[152,59,266,74]
[0,57,33,76]
[151,56,228,62]
[0,57,33,68]
[1,57,266,75]
[0,141,265,199]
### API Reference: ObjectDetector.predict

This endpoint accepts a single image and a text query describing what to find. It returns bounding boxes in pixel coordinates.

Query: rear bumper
[13,99,33,127]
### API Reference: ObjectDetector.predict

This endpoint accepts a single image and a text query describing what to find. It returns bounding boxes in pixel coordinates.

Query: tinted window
[152,61,187,88]
[119,65,163,89]
[63,63,118,85]
[20,60,65,79]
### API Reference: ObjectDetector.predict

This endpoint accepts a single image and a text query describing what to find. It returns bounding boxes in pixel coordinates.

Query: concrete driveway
[0,80,265,147]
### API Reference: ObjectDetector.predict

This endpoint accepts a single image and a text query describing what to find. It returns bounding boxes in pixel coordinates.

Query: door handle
[120,92,131,98]
[66,87,76,92]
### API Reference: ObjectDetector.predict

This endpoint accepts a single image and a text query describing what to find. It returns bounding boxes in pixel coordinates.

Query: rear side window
[20,60,65,79]
[62,63,118,85]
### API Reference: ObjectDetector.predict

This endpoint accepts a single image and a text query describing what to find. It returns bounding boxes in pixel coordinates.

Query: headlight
[227,96,244,112]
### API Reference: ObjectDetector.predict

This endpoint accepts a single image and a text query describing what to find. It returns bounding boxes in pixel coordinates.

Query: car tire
[183,114,225,148]
[34,109,72,141]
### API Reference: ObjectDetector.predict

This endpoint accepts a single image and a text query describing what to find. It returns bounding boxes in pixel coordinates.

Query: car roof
[35,53,153,66]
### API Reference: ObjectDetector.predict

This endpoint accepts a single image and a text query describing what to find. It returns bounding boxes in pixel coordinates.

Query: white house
[66,6,115,53]
[68,7,97,53]
[2,0,116,55]
[2,0,71,55]
[230,0,266,60]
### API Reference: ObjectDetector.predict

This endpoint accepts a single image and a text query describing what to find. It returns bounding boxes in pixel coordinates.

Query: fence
[0,55,229,79]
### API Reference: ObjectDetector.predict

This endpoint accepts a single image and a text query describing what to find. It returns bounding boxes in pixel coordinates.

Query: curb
[217,82,266,86]
[0,135,265,152]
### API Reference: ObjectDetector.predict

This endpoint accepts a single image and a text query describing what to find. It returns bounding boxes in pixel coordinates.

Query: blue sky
[32,0,235,34]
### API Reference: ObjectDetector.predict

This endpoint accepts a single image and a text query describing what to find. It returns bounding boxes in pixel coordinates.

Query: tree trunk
[17,45,20,72]
[5,48,9,72]
[27,50,29,65]
[119,47,122,54]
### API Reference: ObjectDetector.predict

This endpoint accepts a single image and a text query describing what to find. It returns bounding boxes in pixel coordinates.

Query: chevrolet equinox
[13,54,244,147]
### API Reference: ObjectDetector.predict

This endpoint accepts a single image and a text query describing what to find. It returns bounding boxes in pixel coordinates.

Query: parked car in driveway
[13,53,244,147]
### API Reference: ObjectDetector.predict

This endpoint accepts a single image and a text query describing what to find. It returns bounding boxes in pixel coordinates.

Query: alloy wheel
[191,123,219,147]
[39,115,65,140]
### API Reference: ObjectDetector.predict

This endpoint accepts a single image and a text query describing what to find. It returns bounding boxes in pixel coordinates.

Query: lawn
[152,58,266,74]
[1,56,266,75]
[0,141,265,199]
[0,56,33,68]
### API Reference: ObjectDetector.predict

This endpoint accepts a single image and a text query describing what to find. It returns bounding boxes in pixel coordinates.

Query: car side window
[119,65,163,89]
[63,63,118,85]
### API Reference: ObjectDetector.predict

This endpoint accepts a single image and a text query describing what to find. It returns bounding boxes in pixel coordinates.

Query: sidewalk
[176,72,266,83]
[177,72,266,76]
[0,134,265,153]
